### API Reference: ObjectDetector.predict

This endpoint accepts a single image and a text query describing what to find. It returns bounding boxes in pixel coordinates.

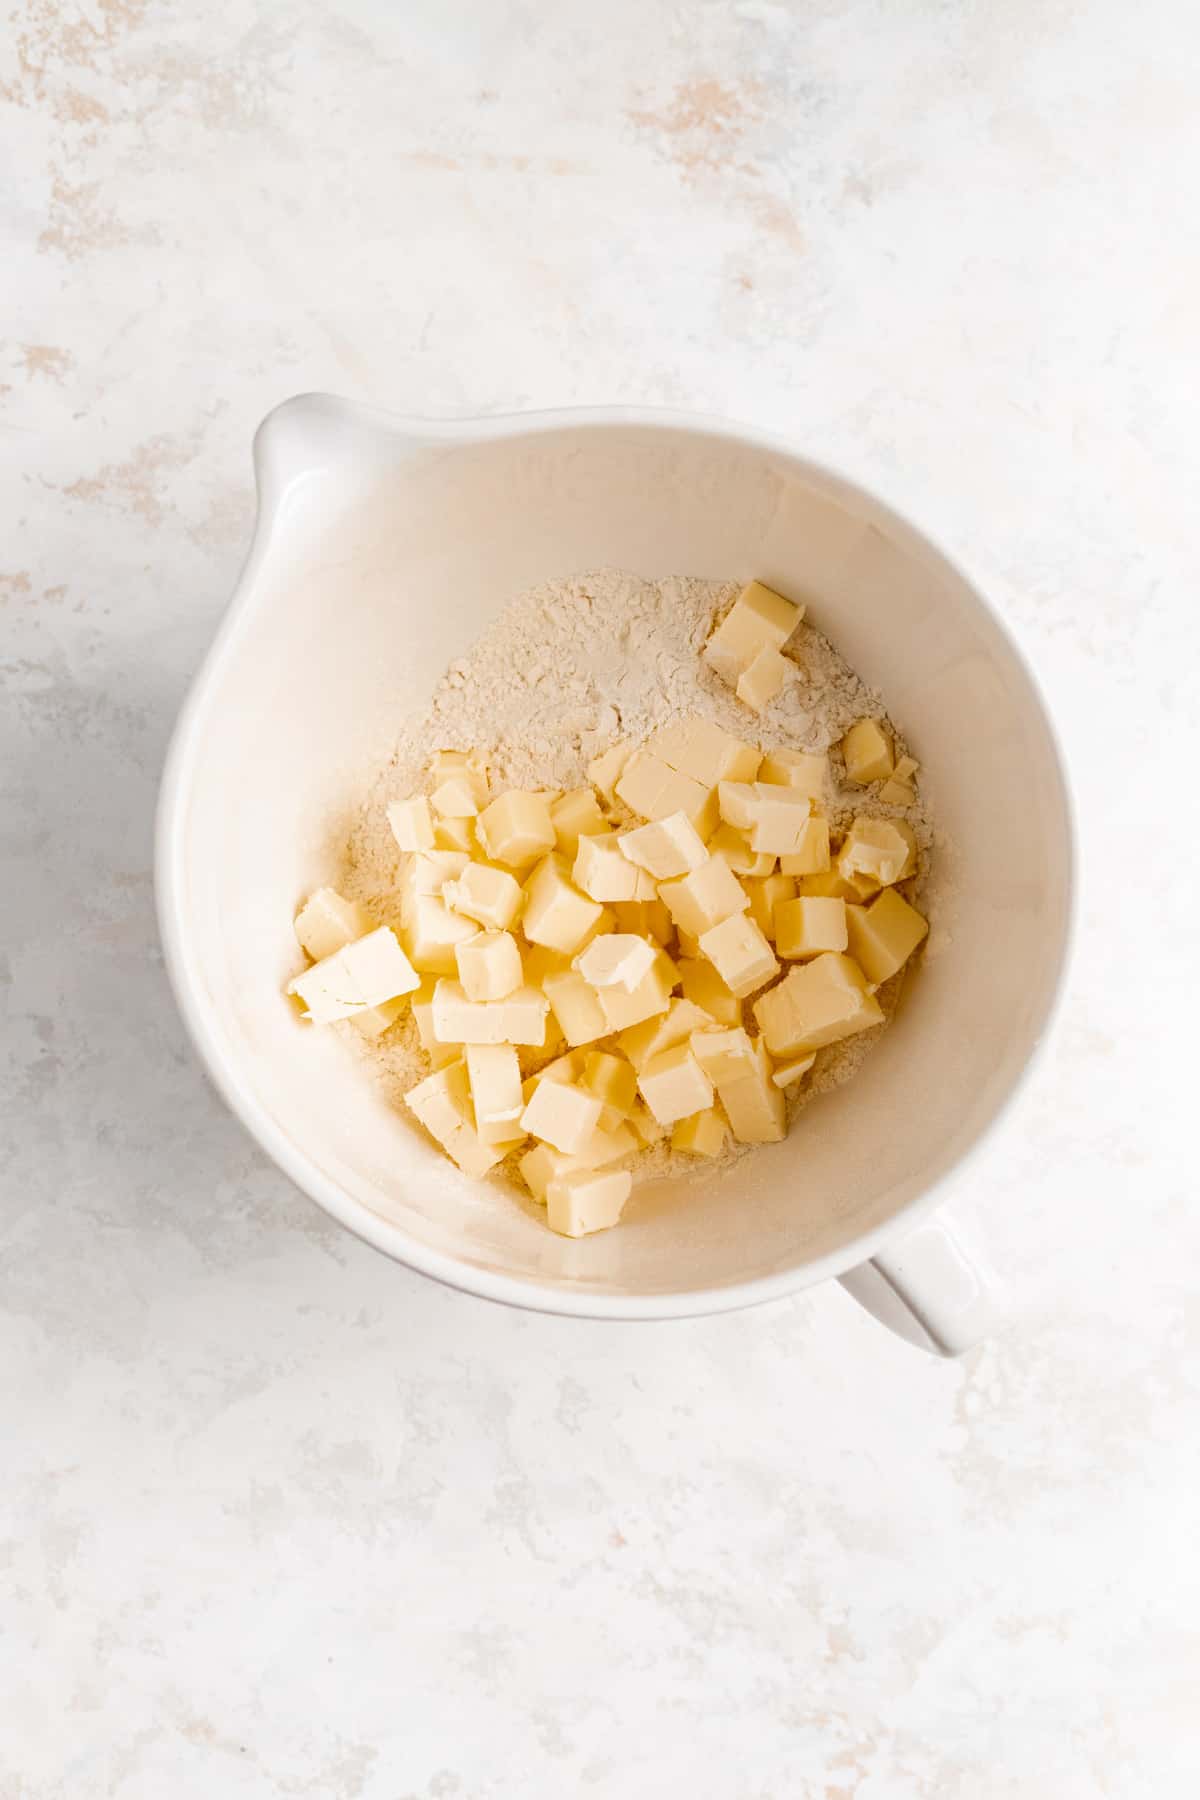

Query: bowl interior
[162,404,1071,1305]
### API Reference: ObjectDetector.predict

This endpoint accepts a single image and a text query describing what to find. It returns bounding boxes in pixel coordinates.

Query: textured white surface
[3,1,1198,1793]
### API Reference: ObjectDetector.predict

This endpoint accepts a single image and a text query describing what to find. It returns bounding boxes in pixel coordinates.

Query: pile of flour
[342,570,934,1174]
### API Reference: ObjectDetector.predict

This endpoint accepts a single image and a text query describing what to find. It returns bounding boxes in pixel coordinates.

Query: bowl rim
[155,395,1078,1322]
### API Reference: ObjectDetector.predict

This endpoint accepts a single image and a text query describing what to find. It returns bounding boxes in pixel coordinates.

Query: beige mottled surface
[2,2,1198,1795]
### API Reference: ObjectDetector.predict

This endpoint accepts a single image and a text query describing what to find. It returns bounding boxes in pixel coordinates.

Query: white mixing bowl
[156,397,1074,1354]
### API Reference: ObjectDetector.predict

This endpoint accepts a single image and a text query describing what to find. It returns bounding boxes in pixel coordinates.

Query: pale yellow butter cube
[399,850,472,925]
[542,970,610,1047]
[842,718,894,784]
[658,857,749,938]
[671,1108,729,1158]
[676,928,703,961]
[618,998,716,1072]
[837,816,917,889]
[703,581,804,684]
[546,1167,633,1238]
[690,1026,758,1085]
[477,790,556,867]
[465,1042,524,1137]
[779,815,832,877]
[521,1076,604,1154]
[612,898,675,946]
[412,979,460,1070]
[550,788,609,858]
[455,929,523,1002]
[429,749,485,782]
[745,787,813,857]
[616,751,718,839]
[293,887,373,962]
[845,888,929,984]
[698,913,779,999]
[349,997,407,1040]
[522,854,604,953]
[736,645,788,714]
[404,1061,506,1176]
[646,718,762,786]
[743,872,796,942]
[771,1052,816,1089]
[796,865,864,901]
[758,749,828,801]
[716,781,759,831]
[677,956,742,1027]
[628,1100,666,1146]
[525,1118,639,1195]
[576,933,658,993]
[596,953,677,1032]
[521,942,570,988]
[444,861,523,932]
[431,773,485,819]
[387,796,436,853]
[587,741,632,802]
[638,1043,714,1126]
[582,1050,638,1120]
[753,953,884,1056]
[618,811,708,881]
[288,926,419,1024]
[573,833,655,904]
[434,815,477,854]
[431,980,549,1047]
[718,1039,787,1144]
[403,893,479,974]
[709,823,774,879]
[775,895,848,960]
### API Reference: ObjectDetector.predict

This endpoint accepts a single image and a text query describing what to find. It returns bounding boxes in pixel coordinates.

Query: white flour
[342,570,934,1178]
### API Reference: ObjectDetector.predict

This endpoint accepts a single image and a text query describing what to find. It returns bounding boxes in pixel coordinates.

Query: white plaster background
[2,1,1198,1794]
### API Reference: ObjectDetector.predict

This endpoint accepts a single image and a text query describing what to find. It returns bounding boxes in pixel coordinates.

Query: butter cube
[690,1026,758,1085]
[743,788,813,857]
[576,933,658,993]
[778,815,832,877]
[616,751,718,839]
[293,887,373,962]
[435,815,478,854]
[519,1120,638,1202]
[403,892,479,974]
[775,896,848,960]
[658,857,749,938]
[612,898,674,945]
[677,956,742,1026]
[676,928,703,960]
[893,754,919,785]
[477,790,556,867]
[546,1167,633,1238]
[845,888,929,984]
[715,781,759,831]
[444,860,523,932]
[348,997,407,1040]
[837,816,917,889]
[744,872,796,942]
[431,980,549,1047]
[842,718,894,784]
[638,1043,714,1126]
[736,646,788,714]
[455,929,523,1002]
[758,749,828,801]
[521,1075,604,1154]
[289,926,420,1023]
[573,833,655,903]
[596,952,677,1031]
[619,811,708,881]
[523,854,605,952]
[671,1108,729,1157]
[429,749,485,782]
[717,1038,786,1144]
[709,823,774,879]
[404,1061,505,1177]
[412,979,459,1070]
[532,1048,587,1087]
[542,970,610,1047]
[387,796,436,852]
[582,1050,638,1120]
[628,1100,667,1146]
[703,580,804,684]
[465,1042,524,1139]
[771,1052,816,1089]
[587,741,632,801]
[550,788,609,858]
[753,953,884,1056]
[796,865,864,901]
[698,913,779,999]
[645,718,762,786]
[618,998,716,1071]
[430,773,485,819]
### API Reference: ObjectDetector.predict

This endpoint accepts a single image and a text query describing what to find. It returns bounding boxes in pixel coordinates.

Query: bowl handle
[837,1213,1001,1356]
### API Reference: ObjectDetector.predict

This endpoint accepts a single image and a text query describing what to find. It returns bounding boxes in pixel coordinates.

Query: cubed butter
[617,998,716,1072]
[455,929,523,1002]
[637,1043,714,1126]
[542,970,610,1047]
[844,888,929,984]
[796,864,864,901]
[404,1061,505,1177]
[429,749,485,782]
[619,811,708,880]
[775,895,848,960]
[412,979,459,1070]
[522,854,605,952]
[842,718,894,784]
[744,872,796,942]
[753,953,884,1056]
[677,956,742,1026]
[690,1026,758,1085]
[434,815,477,854]
[431,980,549,1047]
[576,933,658,993]
[758,749,828,801]
[645,718,762,786]
[778,815,832,877]
[709,823,774,879]
[658,857,749,938]
[616,752,718,839]
[628,1100,666,1146]
[698,913,779,998]
[744,787,813,856]
[771,1052,816,1089]
[582,1050,638,1120]
[546,1167,633,1238]
[293,888,373,962]
[387,796,436,853]
[430,772,485,818]
[518,1120,638,1203]
[717,1039,787,1144]
[587,741,632,801]
[444,861,523,932]
[403,892,479,974]
[736,645,788,714]
[703,580,804,684]
[671,1108,729,1157]
[465,1042,524,1139]
[349,997,407,1040]
[521,1075,604,1154]
[288,926,420,1024]
[837,816,917,888]
[596,953,677,1031]
[550,788,609,858]
[573,833,655,903]
[476,790,556,867]
[612,899,675,946]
